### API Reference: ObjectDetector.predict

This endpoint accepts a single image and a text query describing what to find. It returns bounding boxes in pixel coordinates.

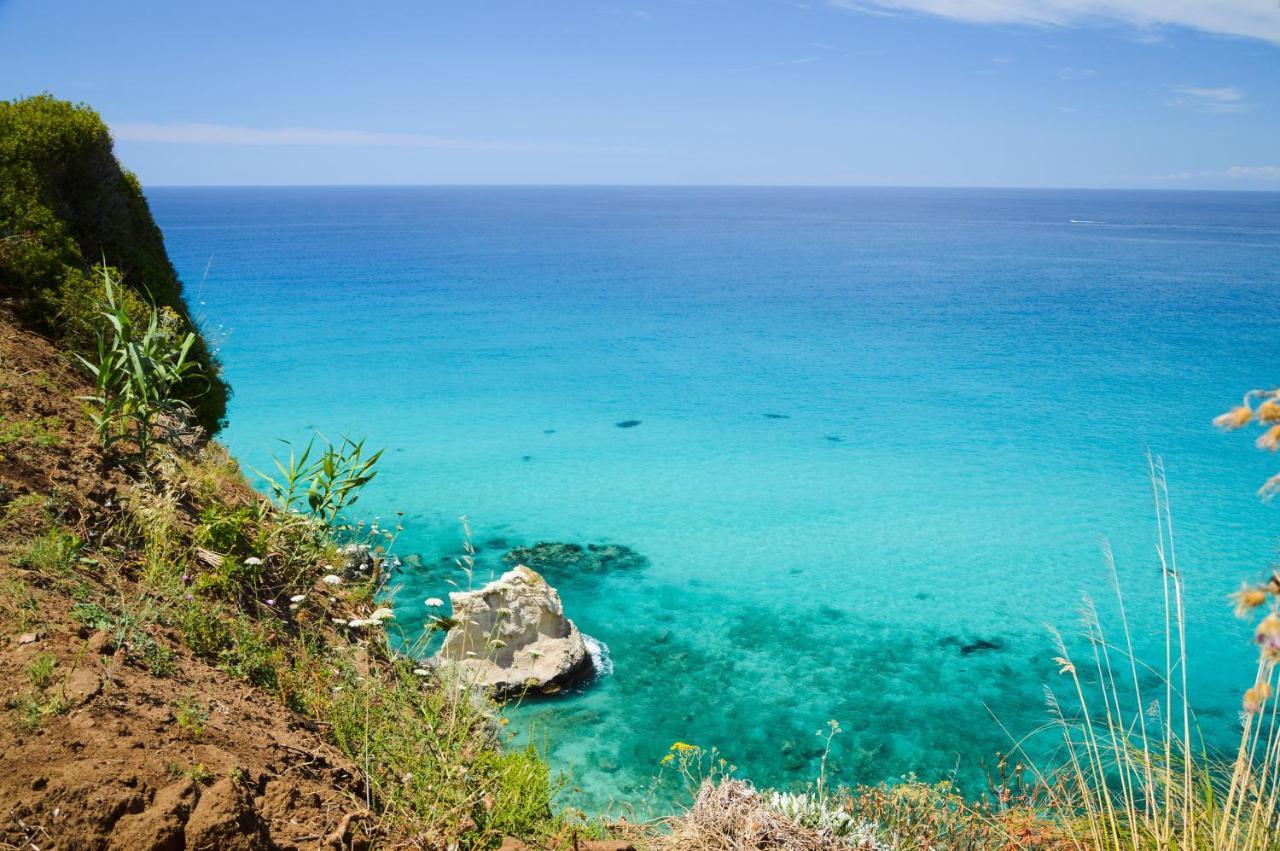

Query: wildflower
[660,753,675,765]
[322,574,342,585]
[290,594,307,603]
[181,574,192,585]
[1214,405,1253,430]
[413,668,430,676]
[1231,584,1269,617]
[425,597,444,607]
[1258,400,1280,423]
[244,556,263,566]
[1257,424,1280,452]
[348,618,370,628]
[369,607,395,622]
[184,593,194,601]
[264,598,276,607]
[1245,681,1273,714]
[670,741,698,753]
[1255,613,1280,658]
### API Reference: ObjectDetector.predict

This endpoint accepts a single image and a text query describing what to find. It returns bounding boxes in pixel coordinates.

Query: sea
[149,186,1280,812]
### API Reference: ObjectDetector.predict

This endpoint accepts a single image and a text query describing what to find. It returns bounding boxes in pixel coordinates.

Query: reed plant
[77,265,203,468]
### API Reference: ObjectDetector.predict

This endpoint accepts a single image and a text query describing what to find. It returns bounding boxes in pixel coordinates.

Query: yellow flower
[1256,424,1280,452]
[1244,682,1273,715]
[1230,585,1269,618]
[660,753,675,765]
[669,741,698,753]
[1258,400,1280,424]
[1214,405,1254,430]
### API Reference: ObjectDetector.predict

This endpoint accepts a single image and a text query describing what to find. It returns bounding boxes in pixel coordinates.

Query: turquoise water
[151,187,1280,810]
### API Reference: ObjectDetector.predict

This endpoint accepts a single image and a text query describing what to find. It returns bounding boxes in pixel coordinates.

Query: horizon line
[141,182,1280,193]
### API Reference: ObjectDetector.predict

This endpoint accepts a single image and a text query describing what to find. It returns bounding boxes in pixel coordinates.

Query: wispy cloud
[1170,84,1248,113]
[827,0,1280,45]
[598,6,652,21]
[111,122,655,154]
[718,55,823,73]
[1148,164,1280,183]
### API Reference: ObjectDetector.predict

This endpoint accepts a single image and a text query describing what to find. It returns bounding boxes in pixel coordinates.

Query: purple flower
[181,574,192,585]
[265,598,276,607]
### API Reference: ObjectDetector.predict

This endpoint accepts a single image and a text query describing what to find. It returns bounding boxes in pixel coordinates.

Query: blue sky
[2,0,1278,188]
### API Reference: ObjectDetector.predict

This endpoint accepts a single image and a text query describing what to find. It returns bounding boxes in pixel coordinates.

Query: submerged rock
[501,541,648,580]
[433,565,592,697]
[615,419,642,428]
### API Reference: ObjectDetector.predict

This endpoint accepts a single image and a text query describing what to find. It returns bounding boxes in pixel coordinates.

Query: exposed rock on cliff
[434,565,593,697]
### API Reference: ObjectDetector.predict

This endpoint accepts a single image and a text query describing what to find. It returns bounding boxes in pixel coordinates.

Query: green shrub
[174,696,208,738]
[0,94,227,431]
[25,653,56,690]
[15,526,82,575]
[0,415,63,458]
[193,502,254,553]
[482,743,561,839]
[70,593,176,677]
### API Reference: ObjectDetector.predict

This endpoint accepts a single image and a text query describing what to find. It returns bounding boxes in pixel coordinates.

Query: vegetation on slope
[0,93,227,433]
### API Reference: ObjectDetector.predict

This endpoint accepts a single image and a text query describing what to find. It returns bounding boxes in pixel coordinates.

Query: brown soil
[0,313,374,850]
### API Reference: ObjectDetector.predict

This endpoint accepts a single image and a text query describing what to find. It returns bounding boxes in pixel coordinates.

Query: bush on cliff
[0,93,228,433]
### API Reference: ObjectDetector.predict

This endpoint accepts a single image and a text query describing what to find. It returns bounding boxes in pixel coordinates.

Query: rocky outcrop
[434,565,592,697]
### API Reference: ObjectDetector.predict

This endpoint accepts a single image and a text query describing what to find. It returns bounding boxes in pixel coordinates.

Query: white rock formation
[433,565,591,696]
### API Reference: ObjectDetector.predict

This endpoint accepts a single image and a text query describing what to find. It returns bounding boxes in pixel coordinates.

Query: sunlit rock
[433,565,592,697]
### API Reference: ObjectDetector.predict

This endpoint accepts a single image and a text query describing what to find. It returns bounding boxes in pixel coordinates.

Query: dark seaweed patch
[502,541,648,583]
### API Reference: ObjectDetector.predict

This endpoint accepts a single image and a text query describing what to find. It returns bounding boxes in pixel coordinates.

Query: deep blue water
[150,186,1280,811]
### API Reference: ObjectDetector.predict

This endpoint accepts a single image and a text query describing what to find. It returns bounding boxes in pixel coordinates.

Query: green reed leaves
[257,434,382,528]
[76,266,203,468]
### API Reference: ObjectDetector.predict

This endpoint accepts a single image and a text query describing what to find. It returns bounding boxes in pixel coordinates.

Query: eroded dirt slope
[0,313,371,850]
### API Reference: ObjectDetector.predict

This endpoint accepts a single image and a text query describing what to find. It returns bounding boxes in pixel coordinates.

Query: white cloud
[1170,84,1248,113]
[1223,165,1280,180]
[111,122,653,154]
[1150,165,1280,183]
[827,0,1280,45]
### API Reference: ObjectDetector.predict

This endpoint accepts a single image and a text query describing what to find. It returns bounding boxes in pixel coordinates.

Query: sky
[1,0,1278,188]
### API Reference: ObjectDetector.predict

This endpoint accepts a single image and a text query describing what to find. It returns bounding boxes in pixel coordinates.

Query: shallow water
[151,186,1280,811]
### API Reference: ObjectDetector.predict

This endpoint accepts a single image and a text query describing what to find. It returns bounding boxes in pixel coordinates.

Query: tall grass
[1004,456,1280,850]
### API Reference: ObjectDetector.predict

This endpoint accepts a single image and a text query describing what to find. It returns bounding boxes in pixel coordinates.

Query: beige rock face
[434,565,591,697]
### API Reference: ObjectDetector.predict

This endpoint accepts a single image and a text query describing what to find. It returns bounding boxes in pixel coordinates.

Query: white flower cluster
[347,607,395,629]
